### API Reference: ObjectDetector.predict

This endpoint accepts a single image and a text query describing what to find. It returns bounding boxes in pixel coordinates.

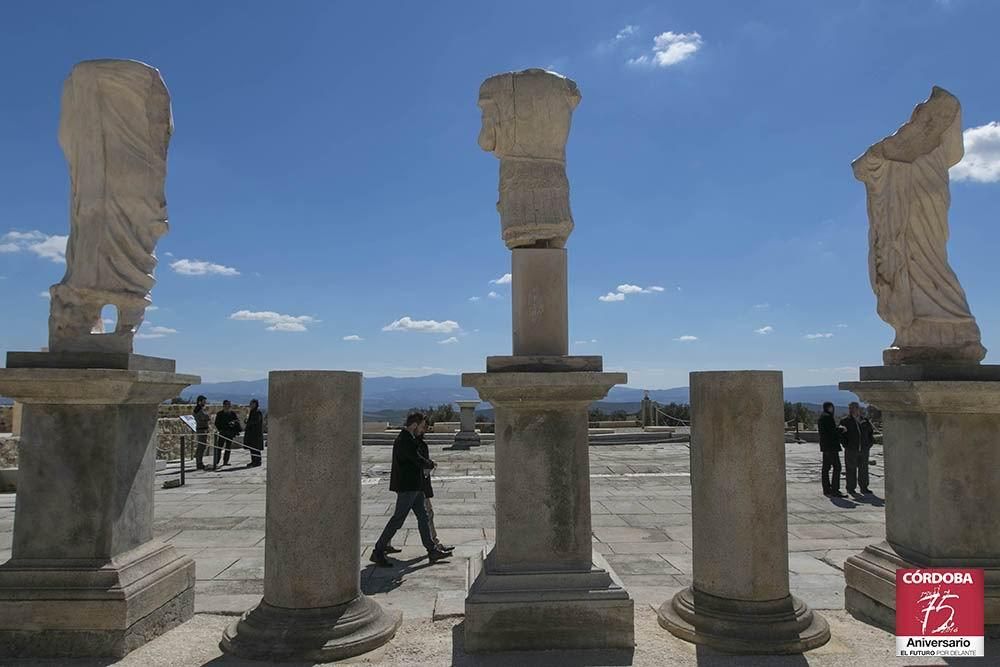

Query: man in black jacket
[213,400,242,469]
[371,413,449,567]
[839,402,864,496]
[818,402,847,497]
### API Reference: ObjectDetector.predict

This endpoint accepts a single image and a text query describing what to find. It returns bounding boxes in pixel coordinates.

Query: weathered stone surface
[49,59,172,355]
[659,371,829,654]
[478,69,580,249]
[512,248,568,355]
[7,351,175,372]
[0,365,197,658]
[860,363,1000,381]
[486,355,602,373]
[840,378,1000,633]
[852,86,985,365]
[462,370,634,651]
[221,371,400,661]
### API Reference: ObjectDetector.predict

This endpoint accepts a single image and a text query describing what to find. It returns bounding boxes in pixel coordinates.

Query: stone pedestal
[452,399,481,449]
[222,371,400,662]
[0,356,199,658]
[461,371,634,652]
[659,371,829,654]
[512,249,568,356]
[841,366,1000,637]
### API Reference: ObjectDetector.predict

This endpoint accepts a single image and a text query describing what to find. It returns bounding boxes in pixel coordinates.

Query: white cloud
[574,340,589,345]
[804,332,834,339]
[629,31,703,68]
[382,316,460,334]
[755,326,774,335]
[753,303,770,309]
[952,122,1000,183]
[490,273,512,285]
[468,296,481,302]
[164,251,174,257]
[230,310,317,332]
[146,305,159,311]
[616,25,638,41]
[135,325,178,340]
[39,291,50,299]
[648,286,665,292]
[487,291,501,299]
[675,335,698,342]
[836,323,848,328]
[599,292,625,302]
[170,259,240,277]
[0,230,67,262]
[438,337,459,345]
[591,338,598,343]
[343,335,363,341]
[617,283,648,294]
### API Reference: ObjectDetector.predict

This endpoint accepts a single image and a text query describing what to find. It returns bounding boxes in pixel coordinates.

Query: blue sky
[2,0,999,388]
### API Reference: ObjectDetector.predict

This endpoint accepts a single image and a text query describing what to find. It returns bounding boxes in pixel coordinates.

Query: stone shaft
[512,248,568,356]
[689,371,789,601]
[222,370,401,662]
[264,371,363,609]
[495,403,591,570]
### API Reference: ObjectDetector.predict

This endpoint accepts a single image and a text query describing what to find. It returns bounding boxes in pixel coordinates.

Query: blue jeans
[375,490,435,553]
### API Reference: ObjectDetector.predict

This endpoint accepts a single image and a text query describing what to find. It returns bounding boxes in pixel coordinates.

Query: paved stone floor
[1,441,994,664]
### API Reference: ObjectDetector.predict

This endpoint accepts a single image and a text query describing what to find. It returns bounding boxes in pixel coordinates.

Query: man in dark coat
[858,410,876,495]
[417,429,453,553]
[371,413,449,567]
[818,402,847,497]
[244,399,264,468]
[213,400,242,469]
[839,402,864,496]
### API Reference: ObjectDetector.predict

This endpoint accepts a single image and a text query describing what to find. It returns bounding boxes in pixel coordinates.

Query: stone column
[841,365,1000,636]
[659,371,829,654]
[512,249,568,356]
[0,354,198,658]
[452,399,481,449]
[463,371,634,651]
[221,371,400,662]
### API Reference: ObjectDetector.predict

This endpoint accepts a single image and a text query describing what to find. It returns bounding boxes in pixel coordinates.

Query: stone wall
[0,406,11,433]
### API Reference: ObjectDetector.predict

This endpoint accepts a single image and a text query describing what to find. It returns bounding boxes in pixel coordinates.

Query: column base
[451,432,481,449]
[463,548,634,652]
[0,541,195,658]
[658,587,829,654]
[221,595,402,662]
[845,541,1000,638]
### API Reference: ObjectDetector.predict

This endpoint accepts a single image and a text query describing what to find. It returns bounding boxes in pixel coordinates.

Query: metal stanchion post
[180,435,186,486]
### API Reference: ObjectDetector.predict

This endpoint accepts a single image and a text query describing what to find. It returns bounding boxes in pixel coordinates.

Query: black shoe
[832,491,848,498]
[860,488,872,495]
[435,544,455,553]
[384,545,401,554]
[427,548,450,564]
[369,551,392,567]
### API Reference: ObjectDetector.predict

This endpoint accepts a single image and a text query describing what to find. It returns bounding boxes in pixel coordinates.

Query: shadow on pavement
[448,621,635,666]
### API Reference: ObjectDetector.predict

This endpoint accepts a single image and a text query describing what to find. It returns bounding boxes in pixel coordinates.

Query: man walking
[818,402,847,497]
[417,426,453,554]
[213,400,242,469]
[371,413,449,567]
[839,402,864,496]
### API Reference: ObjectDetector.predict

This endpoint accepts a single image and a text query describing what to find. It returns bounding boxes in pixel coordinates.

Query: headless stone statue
[478,69,580,249]
[852,86,986,365]
[49,59,172,354]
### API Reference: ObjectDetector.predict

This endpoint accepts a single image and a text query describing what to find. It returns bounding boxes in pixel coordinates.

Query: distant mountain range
[180,374,859,412]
